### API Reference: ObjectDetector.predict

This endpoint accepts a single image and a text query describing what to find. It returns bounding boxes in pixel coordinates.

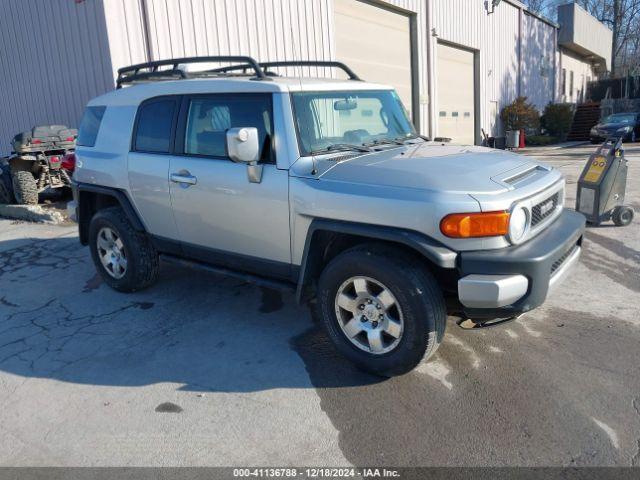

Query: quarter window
[77,106,106,147]
[183,94,273,161]
[134,99,177,153]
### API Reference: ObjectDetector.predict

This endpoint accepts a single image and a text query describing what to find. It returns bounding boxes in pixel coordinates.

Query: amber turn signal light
[440,211,510,238]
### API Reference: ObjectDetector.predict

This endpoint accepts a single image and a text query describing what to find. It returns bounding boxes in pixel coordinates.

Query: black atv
[1,125,77,205]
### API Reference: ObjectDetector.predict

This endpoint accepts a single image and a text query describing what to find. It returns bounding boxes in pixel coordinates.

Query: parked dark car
[590,112,639,144]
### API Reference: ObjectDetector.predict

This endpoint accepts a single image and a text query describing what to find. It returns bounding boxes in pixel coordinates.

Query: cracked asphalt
[0,145,639,467]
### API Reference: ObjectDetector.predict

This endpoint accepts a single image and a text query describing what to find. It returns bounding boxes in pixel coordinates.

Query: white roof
[89,76,394,107]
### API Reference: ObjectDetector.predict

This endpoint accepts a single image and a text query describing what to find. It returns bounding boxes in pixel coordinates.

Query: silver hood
[314,143,536,194]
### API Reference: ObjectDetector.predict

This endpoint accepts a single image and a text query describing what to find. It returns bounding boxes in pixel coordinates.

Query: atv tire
[11,170,38,205]
[0,165,14,204]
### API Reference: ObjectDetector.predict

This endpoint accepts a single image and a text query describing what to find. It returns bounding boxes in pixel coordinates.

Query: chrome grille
[531,192,559,227]
[551,244,578,275]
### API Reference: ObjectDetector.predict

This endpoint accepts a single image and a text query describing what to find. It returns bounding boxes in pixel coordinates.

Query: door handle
[170,172,197,186]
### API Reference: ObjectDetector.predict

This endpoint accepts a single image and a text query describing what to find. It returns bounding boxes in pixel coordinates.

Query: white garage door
[334,0,413,118]
[437,43,476,145]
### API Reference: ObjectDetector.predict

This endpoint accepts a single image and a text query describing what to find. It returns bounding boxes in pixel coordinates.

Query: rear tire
[11,170,38,205]
[89,206,159,292]
[315,244,446,377]
[612,206,634,227]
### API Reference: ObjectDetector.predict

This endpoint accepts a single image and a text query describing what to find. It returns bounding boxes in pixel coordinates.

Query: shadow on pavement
[1,235,639,466]
[0,236,385,393]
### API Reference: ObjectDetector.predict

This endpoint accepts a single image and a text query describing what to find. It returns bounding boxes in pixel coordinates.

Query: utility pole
[612,0,620,75]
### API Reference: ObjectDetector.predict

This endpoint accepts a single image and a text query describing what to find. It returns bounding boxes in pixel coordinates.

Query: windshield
[603,114,636,124]
[291,90,417,155]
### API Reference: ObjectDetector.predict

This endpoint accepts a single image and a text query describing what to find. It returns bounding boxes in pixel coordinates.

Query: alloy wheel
[97,227,128,279]
[334,276,404,355]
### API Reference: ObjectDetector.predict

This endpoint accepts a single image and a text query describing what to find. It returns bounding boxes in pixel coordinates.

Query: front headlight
[617,126,632,134]
[508,205,529,243]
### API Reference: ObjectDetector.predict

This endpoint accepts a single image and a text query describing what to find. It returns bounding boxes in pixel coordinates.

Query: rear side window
[77,106,106,147]
[133,98,177,153]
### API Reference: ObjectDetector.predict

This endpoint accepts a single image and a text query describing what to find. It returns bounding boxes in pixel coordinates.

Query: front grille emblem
[539,200,554,216]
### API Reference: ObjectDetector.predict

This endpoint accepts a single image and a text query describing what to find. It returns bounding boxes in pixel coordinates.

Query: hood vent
[502,166,550,187]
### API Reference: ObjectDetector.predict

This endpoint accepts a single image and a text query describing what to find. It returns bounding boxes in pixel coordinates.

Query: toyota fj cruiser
[71,57,585,376]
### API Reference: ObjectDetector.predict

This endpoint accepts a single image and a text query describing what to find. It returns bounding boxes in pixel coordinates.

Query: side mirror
[226,127,263,183]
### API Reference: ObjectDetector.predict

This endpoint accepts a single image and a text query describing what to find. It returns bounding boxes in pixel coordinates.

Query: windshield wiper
[365,138,405,147]
[393,135,429,144]
[312,143,372,155]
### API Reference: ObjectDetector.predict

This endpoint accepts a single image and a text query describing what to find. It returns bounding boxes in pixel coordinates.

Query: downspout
[517,6,523,98]
[140,0,153,62]
[553,26,558,103]
[426,0,435,139]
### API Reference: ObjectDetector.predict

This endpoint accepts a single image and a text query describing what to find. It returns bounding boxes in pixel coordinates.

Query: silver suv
[71,57,585,377]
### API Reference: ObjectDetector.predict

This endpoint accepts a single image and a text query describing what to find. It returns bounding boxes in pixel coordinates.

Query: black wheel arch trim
[75,182,146,245]
[295,218,457,303]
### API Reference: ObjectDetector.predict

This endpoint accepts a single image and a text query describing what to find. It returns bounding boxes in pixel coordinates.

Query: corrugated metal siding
[0,0,571,154]
[0,0,114,155]
[134,0,334,79]
[431,0,520,138]
[522,12,557,110]
[101,0,149,78]
[430,0,556,137]
[111,0,429,132]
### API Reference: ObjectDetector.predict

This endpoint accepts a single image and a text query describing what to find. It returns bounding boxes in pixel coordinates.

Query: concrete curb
[517,141,590,154]
[0,204,65,224]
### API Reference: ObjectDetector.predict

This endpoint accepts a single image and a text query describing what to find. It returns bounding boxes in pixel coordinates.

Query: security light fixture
[487,0,502,14]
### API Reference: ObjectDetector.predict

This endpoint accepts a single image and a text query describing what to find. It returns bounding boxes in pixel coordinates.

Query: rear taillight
[66,137,75,142]
[31,139,42,145]
[61,153,76,172]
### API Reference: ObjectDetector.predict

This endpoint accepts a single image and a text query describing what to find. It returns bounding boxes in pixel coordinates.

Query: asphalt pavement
[0,144,639,467]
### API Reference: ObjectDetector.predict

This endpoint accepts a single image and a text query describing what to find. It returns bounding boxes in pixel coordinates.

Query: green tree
[541,103,574,139]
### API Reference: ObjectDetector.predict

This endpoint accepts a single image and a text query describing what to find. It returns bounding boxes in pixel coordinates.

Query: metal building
[0,0,612,153]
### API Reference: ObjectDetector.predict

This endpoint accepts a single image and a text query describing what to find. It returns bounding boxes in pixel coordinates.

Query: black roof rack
[116,56,269,88]
[212,60,362,81]
[261,61,362,81]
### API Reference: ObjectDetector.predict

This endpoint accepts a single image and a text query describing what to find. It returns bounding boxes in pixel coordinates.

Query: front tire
[12,170,38,205]
[89,207,159,292]
[315,244,446,377]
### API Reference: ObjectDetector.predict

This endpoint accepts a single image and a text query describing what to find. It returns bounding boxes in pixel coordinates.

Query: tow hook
[457,314,524,330]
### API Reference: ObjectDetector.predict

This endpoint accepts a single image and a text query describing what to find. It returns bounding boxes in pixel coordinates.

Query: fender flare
[75,183,146,244]
[295,218,458,303]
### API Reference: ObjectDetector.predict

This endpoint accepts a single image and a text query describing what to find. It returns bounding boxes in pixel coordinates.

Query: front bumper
[457,209,586,319]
